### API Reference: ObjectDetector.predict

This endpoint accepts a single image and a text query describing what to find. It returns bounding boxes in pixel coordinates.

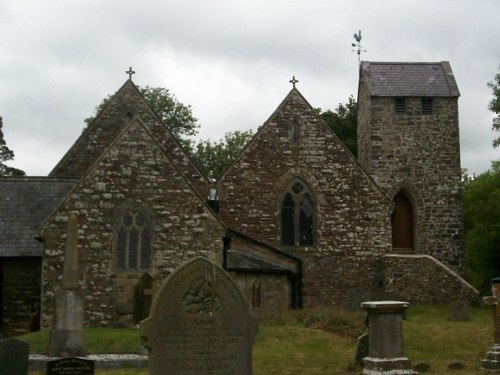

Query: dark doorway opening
[392,192,414,253]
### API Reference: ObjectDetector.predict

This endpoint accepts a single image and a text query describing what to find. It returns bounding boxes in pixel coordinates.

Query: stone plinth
[48,290,85,357]
[481,277,500,372]
[361,301,418,375]
[482,344,500,372]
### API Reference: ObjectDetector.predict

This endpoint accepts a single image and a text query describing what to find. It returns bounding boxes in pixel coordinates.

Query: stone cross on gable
[289,76,298,88]
[484,277,500,344]
[126,67,136,80]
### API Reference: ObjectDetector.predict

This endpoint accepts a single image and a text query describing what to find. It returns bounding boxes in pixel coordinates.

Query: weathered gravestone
[448,299,470,321]
[0,338,28,375]
[46,357,94,375]
[361,301,418,375]
[481,277,500,371]
[140,256,258,375]
[48,213,86,357]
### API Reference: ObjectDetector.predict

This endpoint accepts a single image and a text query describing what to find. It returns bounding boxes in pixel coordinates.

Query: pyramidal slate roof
[360,61,460,97]
[0,177,77,257]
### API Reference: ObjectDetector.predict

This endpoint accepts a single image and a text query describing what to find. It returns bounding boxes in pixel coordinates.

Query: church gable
[217,88,392,308]
[41,118,225,327]
[218,88,391,250]
[49,80,208,196]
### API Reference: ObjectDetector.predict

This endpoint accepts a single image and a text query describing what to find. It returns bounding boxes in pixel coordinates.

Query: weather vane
[351,30,367,65]
[126,67,136,80]
[289,76,299,88]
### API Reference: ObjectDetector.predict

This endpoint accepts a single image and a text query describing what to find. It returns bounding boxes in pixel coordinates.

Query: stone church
[0,61,478,331]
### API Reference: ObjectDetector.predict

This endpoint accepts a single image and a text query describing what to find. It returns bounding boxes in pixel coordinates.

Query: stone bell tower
[357,61,463,274]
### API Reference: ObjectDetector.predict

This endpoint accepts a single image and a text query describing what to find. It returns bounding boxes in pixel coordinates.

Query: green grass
[20,328,142,355]
[22,305,494,374]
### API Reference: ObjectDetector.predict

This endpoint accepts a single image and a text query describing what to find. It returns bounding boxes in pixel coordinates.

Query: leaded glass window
[115,211,151,270]
[280,180,315,246]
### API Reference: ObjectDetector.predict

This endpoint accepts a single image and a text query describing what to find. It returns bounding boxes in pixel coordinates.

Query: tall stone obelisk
[48,213,86,357]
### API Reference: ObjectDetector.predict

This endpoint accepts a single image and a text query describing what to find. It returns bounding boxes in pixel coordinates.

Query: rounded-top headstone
[140,256,257,375]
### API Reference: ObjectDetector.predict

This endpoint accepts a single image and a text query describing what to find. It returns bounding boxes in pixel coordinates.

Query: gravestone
[47,357,94,375]
[448,299,469,321]
[48,213,86,357]
[481,277,500,371]
[140,256,257,375]
[0,338,28,375]
[361,301,418,375]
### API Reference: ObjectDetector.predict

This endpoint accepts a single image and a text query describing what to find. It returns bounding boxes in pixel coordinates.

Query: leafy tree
[185,130,254,181]
[85,86,199,139]
[320,95,358,157]
[488,68,500,147]
[463,160,500,293]
[0,117,25,177]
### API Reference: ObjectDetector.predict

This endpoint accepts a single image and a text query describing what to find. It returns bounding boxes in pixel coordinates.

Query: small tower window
[394,98,406,115]
[280,179,315,246]
[421,98,433,115]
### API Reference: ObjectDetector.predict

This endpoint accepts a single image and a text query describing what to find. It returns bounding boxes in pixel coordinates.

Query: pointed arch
[280,178,315,247]
[115,208,152,270]
[392,191,414,253]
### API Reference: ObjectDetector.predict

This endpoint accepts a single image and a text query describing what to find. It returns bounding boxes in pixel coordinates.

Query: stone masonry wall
[231,272,291,320]
[50,80,209,197]
[358,91,464,273]
[218,89,392,309]
[0,257,41,330]
[41,120,224,328]
[383,254,479,303]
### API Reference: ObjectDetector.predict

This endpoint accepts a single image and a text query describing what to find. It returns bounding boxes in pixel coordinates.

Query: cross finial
[126,67,136,80]
[289,76,299,88]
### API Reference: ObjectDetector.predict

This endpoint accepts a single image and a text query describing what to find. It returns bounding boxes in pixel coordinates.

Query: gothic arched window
[280,180,315,246]
[116,211,151,270]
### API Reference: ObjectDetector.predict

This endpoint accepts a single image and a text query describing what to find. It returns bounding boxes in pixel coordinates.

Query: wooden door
[392,192,414,253]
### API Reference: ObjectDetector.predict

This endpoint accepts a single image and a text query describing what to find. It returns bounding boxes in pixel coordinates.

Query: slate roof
[361,61,460,97]
[227,249,295,273]
[0,177,77,257]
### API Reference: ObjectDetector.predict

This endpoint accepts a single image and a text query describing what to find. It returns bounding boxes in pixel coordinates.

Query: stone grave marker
[361,301,418,375]
[140,256,257,375]
[46,357,94,375]
[48,213,86,357]
[448,299,470,321]
[481,277,500,371]
[0,338,28,375]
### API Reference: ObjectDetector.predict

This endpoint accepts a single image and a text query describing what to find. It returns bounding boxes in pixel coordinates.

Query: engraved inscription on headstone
[0,338,29,375]
[140,256,257,375]
[47,357,94,375]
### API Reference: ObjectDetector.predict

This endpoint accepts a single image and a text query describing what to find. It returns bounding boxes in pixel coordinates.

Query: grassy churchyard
[22,304,493,375]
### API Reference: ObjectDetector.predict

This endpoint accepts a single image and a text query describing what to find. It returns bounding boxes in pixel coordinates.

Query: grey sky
[1,0,499,176]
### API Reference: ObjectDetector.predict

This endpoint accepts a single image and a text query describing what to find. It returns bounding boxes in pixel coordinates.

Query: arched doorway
[392,192,414,253]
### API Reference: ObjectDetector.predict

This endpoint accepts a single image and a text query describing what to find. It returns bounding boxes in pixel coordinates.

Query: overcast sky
[1,0,499,176]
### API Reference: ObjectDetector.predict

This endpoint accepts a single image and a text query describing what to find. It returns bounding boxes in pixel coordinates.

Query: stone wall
[50,80,209,197]
[41,120,225,328]
[382,254,478,303]
[0,257,41,330]
[218,89,392,308]
[358,88,464,273]
[231,272,291,320]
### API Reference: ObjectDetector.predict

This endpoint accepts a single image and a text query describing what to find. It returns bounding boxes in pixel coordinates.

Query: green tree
[463,160,500,293]
[488,68,500,147]
[320,95,358,157]
[185,130,254,181]
[0,117,25,176]
[85,86,199,139]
